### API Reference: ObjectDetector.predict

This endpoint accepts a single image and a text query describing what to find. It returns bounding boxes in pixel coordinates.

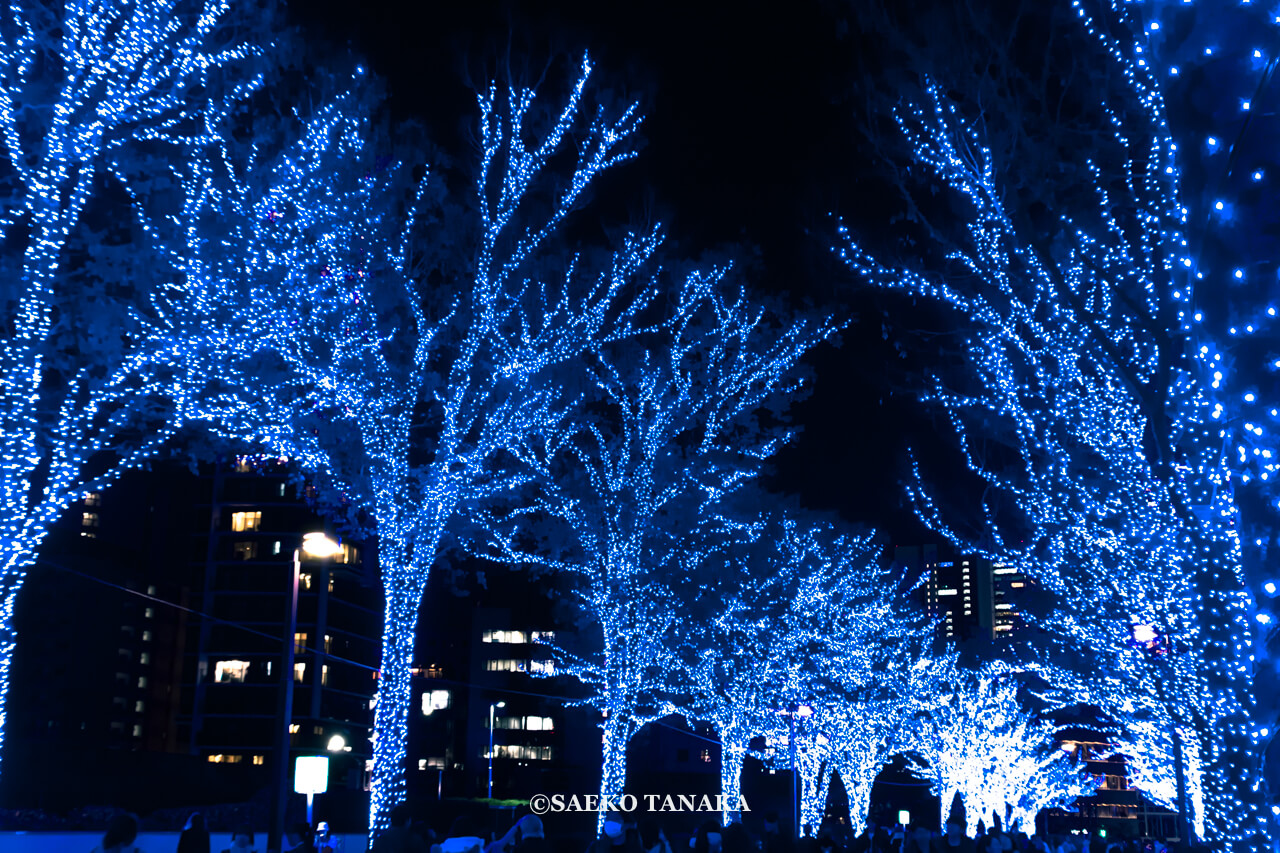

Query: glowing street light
[270,532,342,852]
[488,701,506,799]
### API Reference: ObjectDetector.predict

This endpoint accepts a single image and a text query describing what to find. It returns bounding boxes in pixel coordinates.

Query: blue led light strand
[0,0,255,781]
[836,0,1266,844]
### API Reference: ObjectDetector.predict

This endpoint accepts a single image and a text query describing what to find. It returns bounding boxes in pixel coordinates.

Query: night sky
[289,0,934,543]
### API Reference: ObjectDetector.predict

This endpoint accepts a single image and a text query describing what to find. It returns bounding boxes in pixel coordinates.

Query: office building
[895,545,1031,642]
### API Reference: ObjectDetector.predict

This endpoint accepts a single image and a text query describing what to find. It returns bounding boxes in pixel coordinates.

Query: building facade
[895,545,1031,642]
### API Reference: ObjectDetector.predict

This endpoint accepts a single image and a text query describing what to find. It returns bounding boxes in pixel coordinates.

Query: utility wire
[38,557,931,769]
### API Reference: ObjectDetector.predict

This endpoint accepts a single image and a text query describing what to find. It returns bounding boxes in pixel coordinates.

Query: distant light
[327,734,347,752]
[1209,137,1219,147]
[1243,100,1252,111]
[1131,623,1158,645]
[1205,47,1214,55]
[1257,613,1272,625]
[1265,581,1277,595]
[1246,393,1256,402]
[1150,21,1160,30]
[1194,313,1203,321]
[1170,66,1179,75]
[796,704,813,718]
[1235,269,1245,279]
[1216,201,1224,210]
[1256,49,1264,58]
[1255,171,1265,181]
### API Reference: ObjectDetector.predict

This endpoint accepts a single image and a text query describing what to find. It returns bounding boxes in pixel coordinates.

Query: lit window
[139,652,150,665]
[231,511,262,532]
[253,755,265,765]
[146,585,156,596]
[279,483,287,497]
[700,749,712,763]
[328,576,334,593]
[142,631,151,642]
[485,659,527,672]
[273,540,282,555]
[300,573,313,590]
[214,661,250,683]
[207,754,242,764]
[137,676,147,688]
[144,607,154,619]
[294,663,306,683]
[418,759,427,771]
[1010,582,1025,589]
[233,541,258,560]
[132,725,143,738]
[289,724,300,734]
[525,716,553,731]
[324,634,333,654]
[321,664,330,686]
[530,630,556,642]
[85,492,101,507]
[482,630,528,644]
[82,512,100,528]
[313,725,323,735]
[422,689,451,715]
[81,530,96,539]
[337,543,359,564]
[295,632,308,654]
[529,660,555,675]
[135,700,144,713]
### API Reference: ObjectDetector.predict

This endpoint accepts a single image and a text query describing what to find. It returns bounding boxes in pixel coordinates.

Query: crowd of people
[75,804,1188,853]
[361,808,1184,853]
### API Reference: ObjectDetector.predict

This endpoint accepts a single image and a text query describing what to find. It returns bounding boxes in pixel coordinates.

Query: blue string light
[835,0,1266,844]
[0,0,254,781]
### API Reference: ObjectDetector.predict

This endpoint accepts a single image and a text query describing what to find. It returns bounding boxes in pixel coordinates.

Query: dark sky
[289,0,930,542]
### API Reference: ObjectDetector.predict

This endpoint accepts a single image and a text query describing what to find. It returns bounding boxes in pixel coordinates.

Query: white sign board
[295,755,330,794]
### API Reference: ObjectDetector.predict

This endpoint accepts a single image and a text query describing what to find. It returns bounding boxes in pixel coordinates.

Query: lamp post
[1130,622,1192,847]
[776,703,812,839]
[269,532,341,853]
[488,701,506,799]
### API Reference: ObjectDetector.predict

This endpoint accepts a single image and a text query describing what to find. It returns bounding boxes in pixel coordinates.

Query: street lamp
[1129,622,1192,847]
[776,703,812,839]
[269,532,341,853]
[488,700,506,799]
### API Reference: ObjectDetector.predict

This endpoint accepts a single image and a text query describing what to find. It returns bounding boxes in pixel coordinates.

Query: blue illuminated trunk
[368,523,435,835]
[598,711,635,833]
[718,732,747,825]
[838,766,874,838]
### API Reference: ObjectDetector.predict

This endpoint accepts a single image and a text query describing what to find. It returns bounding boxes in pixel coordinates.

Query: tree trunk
[839,766,874,837]
[368,545,428,835]
[599,712,635,833]
[718,731,747,825]
[0,605,16,777]
[798,763,830,837]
